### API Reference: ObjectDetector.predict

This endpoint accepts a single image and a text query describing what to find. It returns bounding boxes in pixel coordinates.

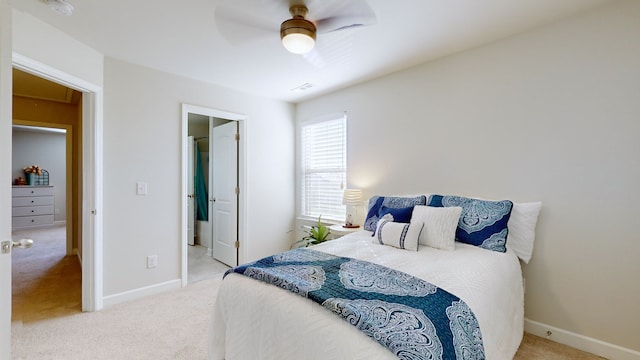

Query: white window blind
[301,115,346,222]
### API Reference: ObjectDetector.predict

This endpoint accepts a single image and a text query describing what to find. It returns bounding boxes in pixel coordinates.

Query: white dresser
[12,186,55,229]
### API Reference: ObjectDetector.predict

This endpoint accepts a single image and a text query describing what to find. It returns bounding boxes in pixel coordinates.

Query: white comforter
[209,231,524,360]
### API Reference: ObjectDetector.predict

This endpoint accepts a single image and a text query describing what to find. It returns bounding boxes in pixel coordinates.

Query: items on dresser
[12,186,55,229]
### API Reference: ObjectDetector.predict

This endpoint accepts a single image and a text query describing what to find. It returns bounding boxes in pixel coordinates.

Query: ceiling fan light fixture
[281,32,315,54]
[280,6,316,54]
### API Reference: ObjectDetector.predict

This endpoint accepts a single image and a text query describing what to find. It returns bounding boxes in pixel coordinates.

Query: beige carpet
[10,226,606,359]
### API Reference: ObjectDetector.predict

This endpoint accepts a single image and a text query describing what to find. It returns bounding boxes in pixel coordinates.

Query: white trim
[181,104,247,287]
[525,318,640,360]
[12,53,99,92]
[102,279,182,308]
[12,52,104,312]
[299,111,346,126]
[181,110,189,287]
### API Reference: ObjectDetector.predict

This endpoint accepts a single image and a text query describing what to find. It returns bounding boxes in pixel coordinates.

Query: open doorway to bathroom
[185,108,246,283]
[186,113,230,283]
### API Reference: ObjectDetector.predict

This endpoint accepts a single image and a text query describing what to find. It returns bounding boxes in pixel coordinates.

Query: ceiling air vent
[45,0,74,16]
[290,83,314,92]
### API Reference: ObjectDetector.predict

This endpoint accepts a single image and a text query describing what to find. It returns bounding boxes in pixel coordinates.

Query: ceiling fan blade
[312,0,377,34]
[214,0,285,45]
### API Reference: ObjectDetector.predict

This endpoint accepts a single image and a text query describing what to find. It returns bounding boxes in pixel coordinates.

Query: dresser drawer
[12,215,54,228]
[12,196,55,207]
[13,205,55,217]
[12,186,54,197]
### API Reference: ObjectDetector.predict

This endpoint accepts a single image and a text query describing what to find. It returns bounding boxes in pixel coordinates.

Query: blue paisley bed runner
[224,248,485,360]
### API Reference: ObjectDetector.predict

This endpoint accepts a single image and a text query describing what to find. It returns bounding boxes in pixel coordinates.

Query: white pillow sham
[373,214,422,251]
[506,202,542,263]
[411,205,462,251]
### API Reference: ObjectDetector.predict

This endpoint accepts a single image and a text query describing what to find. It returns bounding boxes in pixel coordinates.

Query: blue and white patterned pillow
[427,195,513,253]
[378,205,414,223]
[373,214,423,251]
[364,195,427,231]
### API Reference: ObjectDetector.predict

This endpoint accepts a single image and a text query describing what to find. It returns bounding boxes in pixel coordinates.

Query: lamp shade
[342,189,362,206]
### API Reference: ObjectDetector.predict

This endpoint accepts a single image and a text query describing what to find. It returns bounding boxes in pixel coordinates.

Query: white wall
[296,0,640,355]
[12,129,66,221]
[102,58,295,297]
[12,9,103,87]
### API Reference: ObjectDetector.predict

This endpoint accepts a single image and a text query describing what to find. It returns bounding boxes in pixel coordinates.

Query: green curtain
[195,147,208,221]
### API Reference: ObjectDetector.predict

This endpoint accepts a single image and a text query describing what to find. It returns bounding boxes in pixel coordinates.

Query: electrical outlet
[136,182,148,196]
[147,255,157,269]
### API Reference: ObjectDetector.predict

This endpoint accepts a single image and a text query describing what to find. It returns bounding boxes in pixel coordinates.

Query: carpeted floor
[10,225,607,359]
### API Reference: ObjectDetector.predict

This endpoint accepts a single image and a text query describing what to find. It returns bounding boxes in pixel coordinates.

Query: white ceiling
[12,0,613,103]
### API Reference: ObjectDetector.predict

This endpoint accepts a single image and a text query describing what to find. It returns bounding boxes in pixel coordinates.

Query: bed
[209,195,541,360]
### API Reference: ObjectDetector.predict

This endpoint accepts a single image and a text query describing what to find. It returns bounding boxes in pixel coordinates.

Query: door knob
[1,238,33,254]
[14,238,34,249]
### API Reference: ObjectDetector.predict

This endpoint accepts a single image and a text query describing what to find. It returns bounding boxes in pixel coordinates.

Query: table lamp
[342,189,362,228]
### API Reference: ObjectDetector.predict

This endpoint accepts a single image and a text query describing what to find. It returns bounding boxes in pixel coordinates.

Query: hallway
[11,224,81,324]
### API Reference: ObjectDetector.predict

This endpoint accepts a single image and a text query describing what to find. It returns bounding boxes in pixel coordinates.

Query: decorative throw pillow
[410,205,462,251]
[428,195,513,253]
[364,195,427,231]
[466,197,542,262]
[373,214,423,251]
[370,205,416,236]
[378,205,414,223]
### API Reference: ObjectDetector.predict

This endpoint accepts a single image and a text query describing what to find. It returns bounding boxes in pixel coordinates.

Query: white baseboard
[525,318,640,360]
[75,250,81,266]
[206,247,213,257]
[102,279,182,308]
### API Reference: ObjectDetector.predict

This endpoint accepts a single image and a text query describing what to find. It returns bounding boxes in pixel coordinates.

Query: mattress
[209,230,524,359]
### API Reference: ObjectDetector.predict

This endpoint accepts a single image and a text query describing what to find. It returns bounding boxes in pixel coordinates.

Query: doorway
[181,104,246,286]
[11,72,80,321]
[11,54,104,312]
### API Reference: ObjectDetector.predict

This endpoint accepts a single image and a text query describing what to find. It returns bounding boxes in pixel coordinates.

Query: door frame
[12,53,104,311]
[181,104,246,286]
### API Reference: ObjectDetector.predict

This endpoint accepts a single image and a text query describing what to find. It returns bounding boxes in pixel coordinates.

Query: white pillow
[506,202,542,263]
[373,214,423,251]
[411,205,462,251]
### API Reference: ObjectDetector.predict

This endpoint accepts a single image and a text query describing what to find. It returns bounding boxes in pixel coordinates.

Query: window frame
[297,112,347,223]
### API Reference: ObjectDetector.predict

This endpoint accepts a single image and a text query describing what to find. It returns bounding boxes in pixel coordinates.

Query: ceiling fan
[214,0,377,55]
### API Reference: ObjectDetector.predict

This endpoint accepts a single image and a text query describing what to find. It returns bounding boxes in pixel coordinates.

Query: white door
[187,136,195,246]
[1,2,13,357]
[211,121,238,267]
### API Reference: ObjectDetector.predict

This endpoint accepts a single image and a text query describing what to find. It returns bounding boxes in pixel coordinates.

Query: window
[300,114,347,222]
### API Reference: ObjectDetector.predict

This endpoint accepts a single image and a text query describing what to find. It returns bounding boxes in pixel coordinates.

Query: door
[187,136,195,246]
[1,2,12,356]
[211,121,238,267]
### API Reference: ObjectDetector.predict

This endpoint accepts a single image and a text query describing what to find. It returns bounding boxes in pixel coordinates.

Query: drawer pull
[31,210,34,213]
